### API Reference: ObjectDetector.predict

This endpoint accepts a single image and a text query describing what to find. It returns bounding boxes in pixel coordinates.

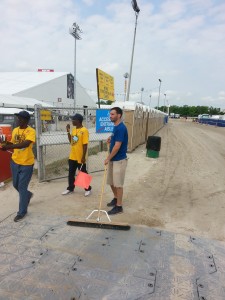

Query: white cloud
[0,0,225,108]
[98,62,119,73]
[82,0,94,6]
[218,91,225,102]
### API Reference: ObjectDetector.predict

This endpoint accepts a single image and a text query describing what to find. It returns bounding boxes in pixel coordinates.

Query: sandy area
[1,119,225,242]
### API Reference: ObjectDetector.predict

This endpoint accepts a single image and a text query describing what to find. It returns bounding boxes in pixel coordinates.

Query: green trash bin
[146,149,159,158]
[146,136,161,158]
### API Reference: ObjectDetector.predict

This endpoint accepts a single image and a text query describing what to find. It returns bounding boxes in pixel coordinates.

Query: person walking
[62,113,92,196]
[104,107,128,215]
[0,111,36,222]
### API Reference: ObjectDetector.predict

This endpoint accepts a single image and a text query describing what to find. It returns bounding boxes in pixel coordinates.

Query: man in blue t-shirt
[104,107,128,215]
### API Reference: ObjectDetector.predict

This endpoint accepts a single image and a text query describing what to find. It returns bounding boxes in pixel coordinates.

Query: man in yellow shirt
[0,111,36,222]
[62,113,92,196]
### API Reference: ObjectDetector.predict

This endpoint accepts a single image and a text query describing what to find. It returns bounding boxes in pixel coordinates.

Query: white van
[198,114,209,119]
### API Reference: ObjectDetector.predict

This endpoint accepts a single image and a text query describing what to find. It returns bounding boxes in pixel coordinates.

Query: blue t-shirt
[110,122,128,161]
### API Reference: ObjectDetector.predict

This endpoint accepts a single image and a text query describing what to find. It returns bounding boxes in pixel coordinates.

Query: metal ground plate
[0,214,225,300]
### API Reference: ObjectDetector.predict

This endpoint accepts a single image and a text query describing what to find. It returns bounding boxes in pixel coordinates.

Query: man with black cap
[0,110,36,222]
[62,113,92,196]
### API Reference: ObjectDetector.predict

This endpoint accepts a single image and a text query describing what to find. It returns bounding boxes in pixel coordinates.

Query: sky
[1,0,225,109]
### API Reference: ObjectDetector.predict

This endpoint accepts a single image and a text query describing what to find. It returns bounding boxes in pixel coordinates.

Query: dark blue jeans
[10,160,33,216]
[67,159,91,192]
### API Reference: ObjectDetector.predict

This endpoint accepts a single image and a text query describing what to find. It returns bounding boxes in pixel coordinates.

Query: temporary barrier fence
[34,105,110,182]
[0,104,166,183]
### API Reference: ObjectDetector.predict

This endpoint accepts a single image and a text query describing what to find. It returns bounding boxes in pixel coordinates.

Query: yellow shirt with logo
[69,127,89,163]
[11,126,36,165]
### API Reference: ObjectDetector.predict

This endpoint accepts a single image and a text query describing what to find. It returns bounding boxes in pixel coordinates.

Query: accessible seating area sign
[96,109,114,133]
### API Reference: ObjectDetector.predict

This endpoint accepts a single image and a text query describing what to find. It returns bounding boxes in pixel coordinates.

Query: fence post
[34,105,45,182]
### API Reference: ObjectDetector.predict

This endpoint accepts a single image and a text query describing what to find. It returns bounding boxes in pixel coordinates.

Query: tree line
[157,105,223,117]
[98,101,224,118]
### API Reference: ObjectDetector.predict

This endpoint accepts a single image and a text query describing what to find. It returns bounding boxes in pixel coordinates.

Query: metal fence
[1,103,165,182]
[34,105,110,182]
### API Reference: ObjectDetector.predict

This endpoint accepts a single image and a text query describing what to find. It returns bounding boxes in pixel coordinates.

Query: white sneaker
[84,190,91,197]
[62,190,74,195]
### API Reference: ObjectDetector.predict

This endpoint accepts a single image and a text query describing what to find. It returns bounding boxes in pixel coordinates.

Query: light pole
[164,93,167,112]
[165,96,170,116]
[140,87,144,104]
[157,79,162,110]
[123,72,129,101]
[69,22,82,110]
[167,103,170,116]
[126,0,140,101]
[149,94,152,107]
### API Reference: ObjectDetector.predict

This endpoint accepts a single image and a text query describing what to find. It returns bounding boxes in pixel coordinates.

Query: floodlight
[69,23,82,40]
[69,22,83,109]
[131,0,140,13]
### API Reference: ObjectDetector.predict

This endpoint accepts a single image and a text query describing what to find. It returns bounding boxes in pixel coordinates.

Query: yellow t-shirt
[69,126,89,163]
[11,126,36,165]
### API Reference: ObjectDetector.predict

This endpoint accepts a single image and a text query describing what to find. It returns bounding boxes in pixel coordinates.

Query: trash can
[146,136,161,158]
[0,150,12,182]
[0,124,12,182]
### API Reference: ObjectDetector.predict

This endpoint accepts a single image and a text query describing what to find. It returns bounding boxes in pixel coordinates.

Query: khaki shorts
[107,159,128,187]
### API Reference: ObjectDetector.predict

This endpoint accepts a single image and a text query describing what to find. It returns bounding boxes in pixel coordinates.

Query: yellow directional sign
[96,68,115,101]
[40,110,52,121]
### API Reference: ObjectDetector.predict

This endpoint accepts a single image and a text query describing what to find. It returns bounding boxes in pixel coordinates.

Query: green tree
[168,105,223,117]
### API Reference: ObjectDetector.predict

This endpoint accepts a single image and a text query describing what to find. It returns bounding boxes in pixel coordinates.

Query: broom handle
[97,164,108,219]
[97,142,109,219]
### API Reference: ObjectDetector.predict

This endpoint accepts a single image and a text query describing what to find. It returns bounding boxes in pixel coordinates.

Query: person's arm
[81,144,88,164]
[66,124,71,143]
[81,128,89,164]
[1,140,32,151]
[0,139,13,150]
[104,141,122,165]
[0,136,13,147]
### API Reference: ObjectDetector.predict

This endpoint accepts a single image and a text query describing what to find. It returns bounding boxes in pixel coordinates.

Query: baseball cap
[14,110,31,120]
[72,113,83,122]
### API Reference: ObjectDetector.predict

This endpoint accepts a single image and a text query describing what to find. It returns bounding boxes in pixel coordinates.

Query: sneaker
[84,190,91,197]
[108,206,123,215]
[62,190,74,195]
[14,214,26,222]
[107,198,117,207]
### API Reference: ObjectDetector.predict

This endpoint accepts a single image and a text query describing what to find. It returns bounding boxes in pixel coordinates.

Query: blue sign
[96,109,114,133]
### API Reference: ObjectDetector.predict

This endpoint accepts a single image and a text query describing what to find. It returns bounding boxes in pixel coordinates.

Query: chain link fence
[34,105,110,182]
[1,104,165,183]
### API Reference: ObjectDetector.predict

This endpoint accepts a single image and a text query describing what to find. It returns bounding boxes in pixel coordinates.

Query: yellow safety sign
[96,68,115,101]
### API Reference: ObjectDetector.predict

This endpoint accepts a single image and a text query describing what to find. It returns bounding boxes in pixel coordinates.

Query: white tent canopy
[0,72,68,94]
[0,72,96,107]
[0,94,53,108]
[0,107,33,115]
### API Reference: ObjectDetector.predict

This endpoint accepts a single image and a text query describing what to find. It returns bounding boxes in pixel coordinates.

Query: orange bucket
[0,124,12,142]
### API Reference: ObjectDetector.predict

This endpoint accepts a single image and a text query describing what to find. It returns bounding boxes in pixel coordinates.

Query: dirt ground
[1,119,225,242]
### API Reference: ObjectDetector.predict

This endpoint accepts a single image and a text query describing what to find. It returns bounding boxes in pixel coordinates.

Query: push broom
[67,157,130,231]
